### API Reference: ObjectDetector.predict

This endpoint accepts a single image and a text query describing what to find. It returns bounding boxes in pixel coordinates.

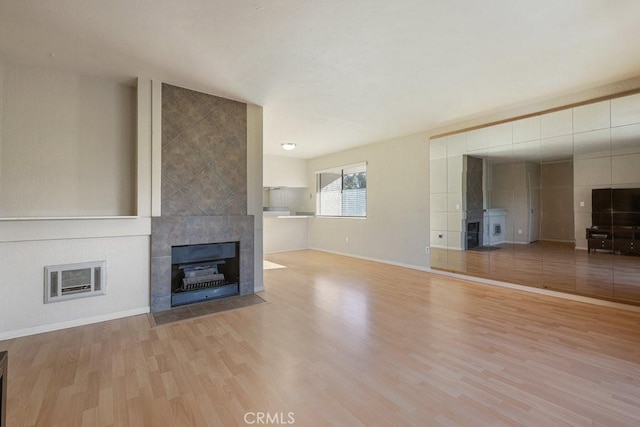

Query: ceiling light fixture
[281,142,297,151]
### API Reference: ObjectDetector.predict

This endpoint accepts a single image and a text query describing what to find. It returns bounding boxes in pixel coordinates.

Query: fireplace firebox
[171,242,240,306]
[467,222,481,249]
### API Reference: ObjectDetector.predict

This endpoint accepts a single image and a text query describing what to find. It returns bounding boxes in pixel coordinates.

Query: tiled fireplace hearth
[150,84,255,313]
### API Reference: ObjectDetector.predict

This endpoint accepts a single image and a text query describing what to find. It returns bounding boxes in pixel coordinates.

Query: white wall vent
[44,261,106,303]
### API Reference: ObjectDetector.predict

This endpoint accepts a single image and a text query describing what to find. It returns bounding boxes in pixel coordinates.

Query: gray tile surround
[161,84,247,217]
[150,84,254,313]
[151,215,254,312]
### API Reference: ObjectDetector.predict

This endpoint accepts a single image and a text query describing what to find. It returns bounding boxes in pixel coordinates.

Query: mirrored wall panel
[429,92,640,304]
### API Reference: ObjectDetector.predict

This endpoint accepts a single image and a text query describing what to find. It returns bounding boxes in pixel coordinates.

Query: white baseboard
[309,247,431,272]
[0,307,150,341]
[306,248,640,313]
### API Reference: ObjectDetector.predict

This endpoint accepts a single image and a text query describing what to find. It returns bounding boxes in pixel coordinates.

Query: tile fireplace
[150,216,254,312]
[150,84,255,313]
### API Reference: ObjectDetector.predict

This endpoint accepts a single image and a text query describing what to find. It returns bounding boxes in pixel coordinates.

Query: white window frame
[316,161,367,218]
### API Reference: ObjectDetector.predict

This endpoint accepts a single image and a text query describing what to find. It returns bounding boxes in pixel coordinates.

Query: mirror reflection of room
[429,92,640,304]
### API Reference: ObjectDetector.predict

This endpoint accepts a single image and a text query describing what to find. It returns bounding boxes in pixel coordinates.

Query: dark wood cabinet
[587,227,640,255]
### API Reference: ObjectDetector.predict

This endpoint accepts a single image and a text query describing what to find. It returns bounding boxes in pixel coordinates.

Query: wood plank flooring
[2,249,640,426]
[431,241,640,304]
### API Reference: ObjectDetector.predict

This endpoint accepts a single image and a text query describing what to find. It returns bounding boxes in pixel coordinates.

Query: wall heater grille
[44,261,106,303]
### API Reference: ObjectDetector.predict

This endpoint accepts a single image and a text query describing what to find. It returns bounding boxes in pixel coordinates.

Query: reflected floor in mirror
[431,241,640,304]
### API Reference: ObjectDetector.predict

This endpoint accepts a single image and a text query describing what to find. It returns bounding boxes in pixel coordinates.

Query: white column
[247,103,264,291]
[136,78,153,218]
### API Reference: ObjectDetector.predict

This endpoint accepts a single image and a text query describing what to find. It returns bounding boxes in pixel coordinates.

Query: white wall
[263,154,307,188]
[0,59,136,217]
[0,234,150,338]
[306,133,430,270]
[0,63,153,339]
[0,59,3,204]
[263,217,309,254]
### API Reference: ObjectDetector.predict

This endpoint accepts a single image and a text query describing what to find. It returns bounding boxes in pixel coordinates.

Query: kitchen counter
[263,211,311,253]
[263,209,314,219]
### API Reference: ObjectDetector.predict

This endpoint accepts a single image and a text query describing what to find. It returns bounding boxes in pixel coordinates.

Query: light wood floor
[432,241,640,304]
[2,249,640,426]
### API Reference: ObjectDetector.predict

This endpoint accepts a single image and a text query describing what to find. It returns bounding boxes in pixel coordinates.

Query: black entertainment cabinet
[588,188,640,255]
[586,226,639,254]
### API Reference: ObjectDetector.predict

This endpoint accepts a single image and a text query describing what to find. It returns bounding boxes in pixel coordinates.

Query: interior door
[528,171,541,243]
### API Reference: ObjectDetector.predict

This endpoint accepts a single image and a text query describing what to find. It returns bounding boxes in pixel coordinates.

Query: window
[316,162,367,217]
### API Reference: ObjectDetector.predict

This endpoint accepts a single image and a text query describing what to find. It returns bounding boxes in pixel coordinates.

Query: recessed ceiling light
[281,142,297,151]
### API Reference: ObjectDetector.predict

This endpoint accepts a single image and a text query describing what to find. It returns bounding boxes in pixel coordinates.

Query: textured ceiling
[1,0,640,158]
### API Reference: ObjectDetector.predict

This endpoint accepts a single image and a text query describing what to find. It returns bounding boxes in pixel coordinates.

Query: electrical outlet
[580,201,585,207]
[518,229,523,234]
[425,246,430,254]
[345,237,349,243]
